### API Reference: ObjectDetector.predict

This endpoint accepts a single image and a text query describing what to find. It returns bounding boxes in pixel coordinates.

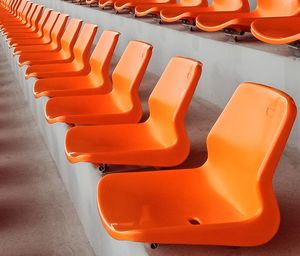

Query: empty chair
[13,13,68,54]
[44,40,152,125]
[196,0,300,34]
[5,4,43,36]
[11,10,59,50]
[18,18,82,66]
[0,0,32,32]
[64,57,202,166]
[114,0,175,14]
[160,0,249,25]
[33,30,120,98]
[25,23,97,79]
[2,1,37,34]
[7,8,51,46]
[98,82,297,246]
[251,17,300,45]
[99,0,118,9]
[135,0,206,18]
[86,0,99,6]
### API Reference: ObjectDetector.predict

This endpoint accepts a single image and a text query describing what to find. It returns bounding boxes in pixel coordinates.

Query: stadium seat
[135,0,206,18]
[18,18,82,66]
[13,13,68,54]
[114,0,175,14]
[11,10,59,50]
[2,1,37,34]
[5,4,43,37]
[99,0,117,9]
[160,0,249,25]
[97,82,297,246]
[44,40,152,125]
[25,23,97,79]
[7,8,51,46]
[251,17,300,45]
[86,0,98,6]
[33,30,120,98]
[0,0,32,31]
[64,56,202,166]
[196,0,300,34]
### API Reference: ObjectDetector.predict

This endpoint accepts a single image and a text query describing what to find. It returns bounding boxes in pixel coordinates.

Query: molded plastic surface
[98,82,297,246]
[64,57,202,166]
[251,17,300,44]
[44,40,152,125]
[196,0,300,32]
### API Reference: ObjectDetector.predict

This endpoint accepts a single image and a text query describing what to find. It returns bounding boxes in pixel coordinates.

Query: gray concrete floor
[0,54,95,255]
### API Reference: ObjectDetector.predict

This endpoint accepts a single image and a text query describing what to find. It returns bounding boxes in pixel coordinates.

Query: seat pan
[160,6,213,22]
[195,11,262,31]
[25,62,87,79]
[8,32,42,44]
[98,168,247,242]
[12,37,50,49]
[251,17,300,44]
[13,43,58,54]
[65,123,164,164]
[33,74,106,98]
[45,93,139,125]
[135,3,192,17]
[114,0,174,11]
[18,51,71,66]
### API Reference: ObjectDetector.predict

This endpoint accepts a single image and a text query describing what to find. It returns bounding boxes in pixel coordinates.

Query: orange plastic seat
[99,0,117,9]
[18,18,82,66]
[13,13,68,54]
[64,57,202,166]
[2,1,36,33]
[86,0,98,6]
[33,30,120,98]
[7,8,51,46]
[196,0,300,33]
[0,0,31,31]
[25,23,97,79]
[44,40,152,125]
[97,82,297,246]
[0,0,26,22]
[160,0,249,24]
[251,17,300,45]
[114,0,175,14]
[5,4,43,37]
[10,10,59,50]
[135,0,205,18]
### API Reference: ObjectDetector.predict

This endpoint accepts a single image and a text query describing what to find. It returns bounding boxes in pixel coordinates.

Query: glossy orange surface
[160,0,249,24]
[11,10,59,50]
[44,40,152,125]
[97,82,297,246]
[8,8,51,46]
[33,30,120,98]
[114,0,175,13]
[64,57,202,166]
[25,23,97,79]
[135,0,205,17]
[196,0,300,32]
[18,18,82,66]
[13,13,68,54]
[251,17,300,44]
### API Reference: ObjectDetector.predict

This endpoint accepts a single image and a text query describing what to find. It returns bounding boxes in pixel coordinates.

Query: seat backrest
[42,11,59,40]
[30,4,43,31]
[16,0,27,17]
[50,13,69,47]
[19,0,30,20]
[72,23,97,63]
[111,41,152,111]
[147,57,202,146]
[205,82,297,217]
[25,2,37,26]
[89,30,120,88]
[256,0,300,16]
[211,0,250,12]
[36,8,52,36]
[60,18,83,56]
